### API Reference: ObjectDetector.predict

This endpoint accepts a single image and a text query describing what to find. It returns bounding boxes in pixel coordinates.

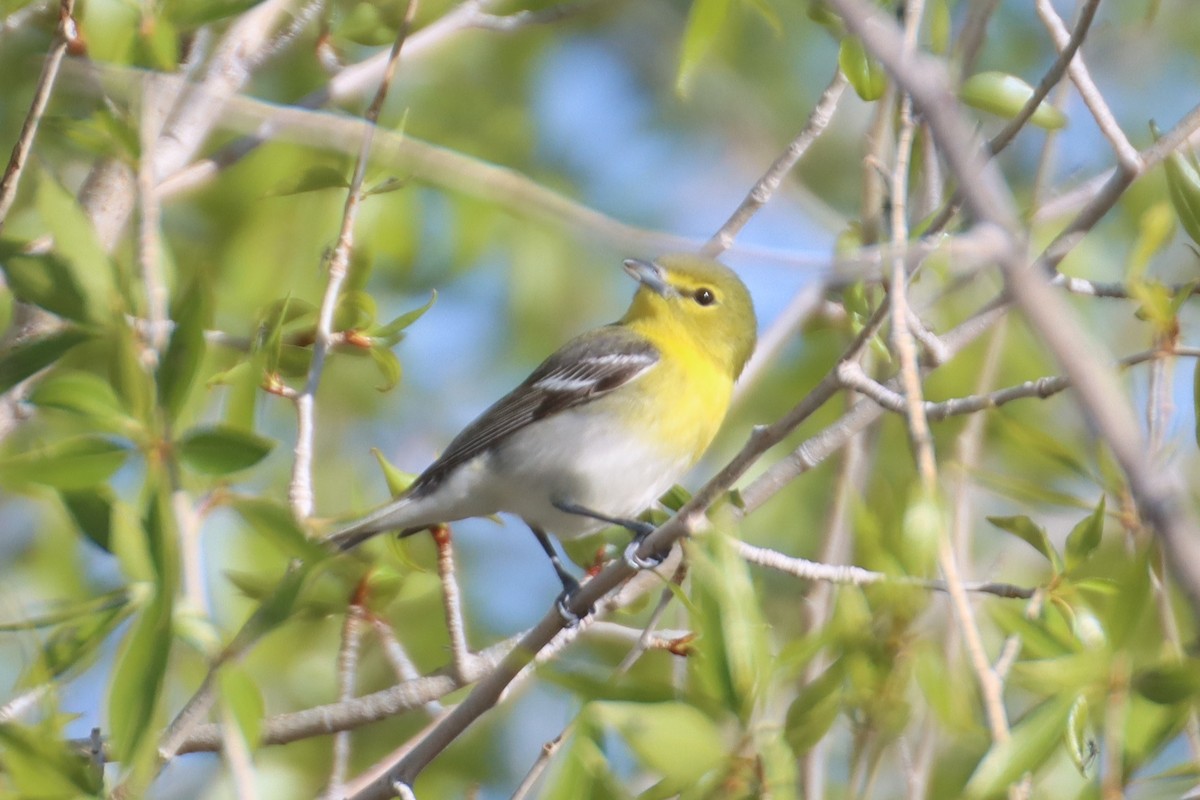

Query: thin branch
[613,560,687,676]
[322,603,365,799]
[155,0,602,199]
[802,387,869,800]
[1034,0,1140,174]
[509,726,571,800]
[923,0,1100,236]
[0,0,78,231]
[432,526,476,681]
[737,541,1033,599]
[220,714,260,800]
[137,73,170,360]
[289,0,418,519]
[826,0,1200,620]
[1,0,52,37]
[988,0,1100,159]
[0,683,51,723]
[366,612,444,716]
[702,67,848,257]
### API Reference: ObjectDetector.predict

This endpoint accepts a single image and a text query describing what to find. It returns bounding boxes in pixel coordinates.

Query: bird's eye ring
[694,287,716,306]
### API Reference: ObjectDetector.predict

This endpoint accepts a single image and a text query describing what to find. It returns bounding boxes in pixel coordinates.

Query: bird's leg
[551,500,667,570]
[529,524,590,625]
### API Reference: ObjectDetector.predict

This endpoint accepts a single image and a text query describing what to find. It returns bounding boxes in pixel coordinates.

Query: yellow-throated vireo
[327,254,757,611]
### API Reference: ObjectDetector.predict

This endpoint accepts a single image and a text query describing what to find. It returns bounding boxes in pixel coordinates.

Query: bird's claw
[555,588,592,627]
[624,538,668,571]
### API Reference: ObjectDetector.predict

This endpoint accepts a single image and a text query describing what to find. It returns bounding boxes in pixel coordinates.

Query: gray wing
[411,325,659,494]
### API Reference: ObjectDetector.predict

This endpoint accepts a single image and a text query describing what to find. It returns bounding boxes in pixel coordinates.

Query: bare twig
[802,390,869,800]
[923,0,1100,236]
[988,0,1100,159]
[323,603,365,799]
[289,0,418,519]
[0,0,78,231]
[432,526,476,681]
[137,75,170,359]
[366,613,444,716]
[156,0,602,198]
[737,541,1032,599]
[702,68,848,257]
[612,560,687,676]
[826,0,1200,620]
[509,727,571,800]
[220,714,260,800]
[1034,0,1139,173]
[836,347,1196,421]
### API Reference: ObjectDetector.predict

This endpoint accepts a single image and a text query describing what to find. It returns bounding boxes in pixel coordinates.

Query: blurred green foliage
[0,0,1198,798]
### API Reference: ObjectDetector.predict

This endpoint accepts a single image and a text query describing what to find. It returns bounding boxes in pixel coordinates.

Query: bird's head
[621,254,757,380]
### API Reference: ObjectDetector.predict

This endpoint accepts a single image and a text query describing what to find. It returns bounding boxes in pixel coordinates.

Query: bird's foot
[623,534,669,571]
[554,588,594,628]
[553,574,594,627]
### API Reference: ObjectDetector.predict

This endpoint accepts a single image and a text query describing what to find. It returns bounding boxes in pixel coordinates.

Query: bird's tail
[324,497,428,551]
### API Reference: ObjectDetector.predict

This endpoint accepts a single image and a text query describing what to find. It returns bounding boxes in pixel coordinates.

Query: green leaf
[34,174,117,314]
[540,728,629,800]
[369,346,401,391]
[929,0,952,54]
[40,598,133,679]
[29,368,132,434]
[134,12,179,70]
[369,290,436,342]
[963,693,1077,798]
[256,295,315,376]
[1156,126,1200,247]
[335,289,377,332]
[676,0,732,96]
[960,71,1067,130]
[0,244,90,322]
[785,660,844,754]
[265,165,350,196]
[1065,695,1094,777]
[687,523,769,721]
[1007,653,1110,695]
[987,603,1077,660]
[109,317,155,423]
[743,0,782,33]
[364,176,407,197]
[157,276,212,422]
[987,515,1063,573]
[587,701,727,788]
[218,663,265,749]
[62,487,116,552]
[107,592,173,777]
[1127,201,1176,282]
[1133,660,1200,704]
[165,0,263,27]
[1065,496,1105,571]
[0,721,104,796]
[176,424,274,476]
[220,360,259,431]
[0,435,129,490]
[371,447,417,497]
[0,328,93,394]
[229,496,329,562]
[839,36,887,101]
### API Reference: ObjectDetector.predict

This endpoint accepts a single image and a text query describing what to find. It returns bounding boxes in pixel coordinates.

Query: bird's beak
[623,258,670,296]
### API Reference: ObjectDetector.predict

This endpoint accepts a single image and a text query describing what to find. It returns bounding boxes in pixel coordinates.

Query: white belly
[480,406,691,539]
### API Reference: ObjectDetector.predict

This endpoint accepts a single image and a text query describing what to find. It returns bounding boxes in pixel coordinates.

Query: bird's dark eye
[694,287,716,306]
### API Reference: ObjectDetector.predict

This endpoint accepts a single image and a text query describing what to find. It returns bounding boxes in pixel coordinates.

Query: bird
[325,253,757,612]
